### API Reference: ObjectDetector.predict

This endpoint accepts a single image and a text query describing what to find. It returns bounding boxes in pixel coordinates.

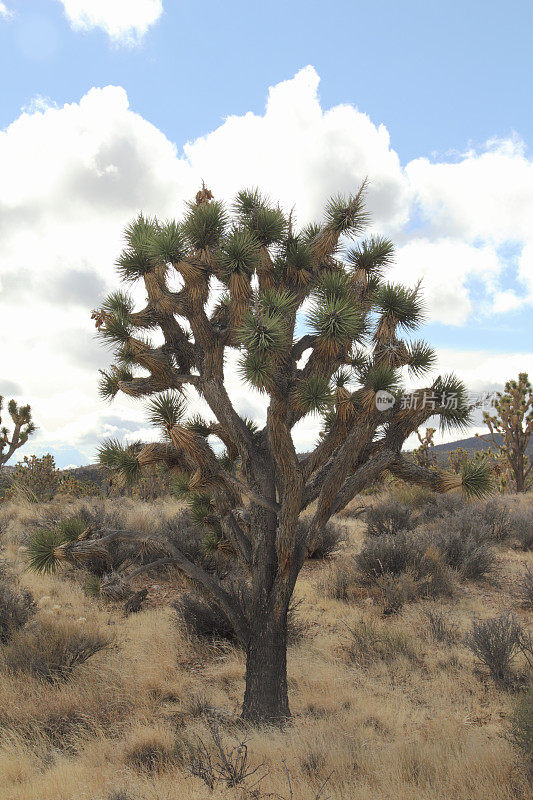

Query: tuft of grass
[510,684,533,773]
[1,617,113,682]
[344,618,416,666]
[519,567,533,609]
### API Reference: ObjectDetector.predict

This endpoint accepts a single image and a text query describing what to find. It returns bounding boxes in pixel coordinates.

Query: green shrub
[8,454,59,502]
[478,499,512,543]
[414,492,466,523]
[431,528,496,580]
[509,508,533,551]
[356,533,420,581]
[355,534,453,611]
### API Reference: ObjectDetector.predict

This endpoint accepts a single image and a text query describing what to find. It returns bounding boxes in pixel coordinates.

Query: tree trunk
[241,610,290,724]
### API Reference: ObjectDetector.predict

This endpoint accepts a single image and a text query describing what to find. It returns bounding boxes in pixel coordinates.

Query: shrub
[429,514,497,580]
[182,719,261,790]
[389,481,436,510]
[0,562,35,643]
[365,499,412,537]
[510,685,533,773]
[316,559,358,601]
[124,725,176,773]
[374,571,421,614]
[1,618,112,682]
[355,534,453,611]
[176,594,238,644]
[414,492,466,523]
[519,567,533,609]
[57,473,101,498]
[464,613,531,688]
[422,607,459,644]
[301,520,347,558]
[509,507,533,551]
[345,618,415,666]
[356,533,420,581]
[8,454,59,502]
[478,499,512,543]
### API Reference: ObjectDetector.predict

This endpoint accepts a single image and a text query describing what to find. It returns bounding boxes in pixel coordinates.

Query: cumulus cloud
[406,137,533,308]
[57,0,163,45]
[390,239,503,325]
[1,67,532,463]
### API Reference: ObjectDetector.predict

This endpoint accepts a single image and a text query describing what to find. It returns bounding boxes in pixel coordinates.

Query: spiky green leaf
[26,529,64,574]
[237,310,287,356]
[97,439,141,483]
[183,200,227,251]
[296,375,333,414]
[98,366,134,401]
[433,374,471,433]
[238,350,275,392]
[324,190,369,238]
[460,459,493,499]
[308,297,365,349]
[148,220,186,264]
[147,391,186,432]
[58,517,87,542]
[406,340,437,377]
[217,228,261,278]
[346,236,394,277]
[374,283,425,331]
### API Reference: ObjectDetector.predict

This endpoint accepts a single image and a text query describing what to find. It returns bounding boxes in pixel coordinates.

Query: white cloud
[57,0,163,45]
[0,2,13,20]
[1,67,532,464]
[406,137,533,308]
[391,239,503,325]
[184,66,410,232]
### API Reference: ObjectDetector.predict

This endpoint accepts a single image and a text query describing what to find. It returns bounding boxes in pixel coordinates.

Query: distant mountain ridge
[430,434,533,459]
[2,435,532,478]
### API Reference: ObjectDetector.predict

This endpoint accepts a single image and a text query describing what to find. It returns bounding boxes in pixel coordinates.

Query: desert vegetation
[1,184,532,798]
[0,487,531,799]
[84,182,492,724]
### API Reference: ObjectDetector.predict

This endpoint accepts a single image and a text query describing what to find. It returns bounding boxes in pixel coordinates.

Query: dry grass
[0,493,531,799]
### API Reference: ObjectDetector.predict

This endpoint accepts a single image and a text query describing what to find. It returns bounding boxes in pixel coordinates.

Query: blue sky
[2,1,533,162]
[0,0,532,466]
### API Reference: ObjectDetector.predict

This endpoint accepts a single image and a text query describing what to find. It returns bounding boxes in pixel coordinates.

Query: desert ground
[0,489,532,800]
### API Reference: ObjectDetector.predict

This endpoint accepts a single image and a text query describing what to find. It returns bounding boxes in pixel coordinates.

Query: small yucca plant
[26,529,65,574]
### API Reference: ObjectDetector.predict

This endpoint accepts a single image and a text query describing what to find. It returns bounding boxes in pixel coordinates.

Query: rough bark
[242,607,290,723]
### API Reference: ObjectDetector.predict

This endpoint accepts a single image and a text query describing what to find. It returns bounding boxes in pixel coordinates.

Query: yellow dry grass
[0,494,531,800]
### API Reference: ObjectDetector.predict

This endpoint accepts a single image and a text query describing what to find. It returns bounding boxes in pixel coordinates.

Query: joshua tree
[411,426,437,469]
[477,373,533,492]
[88,183,489,723]
[0,396,35,471]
